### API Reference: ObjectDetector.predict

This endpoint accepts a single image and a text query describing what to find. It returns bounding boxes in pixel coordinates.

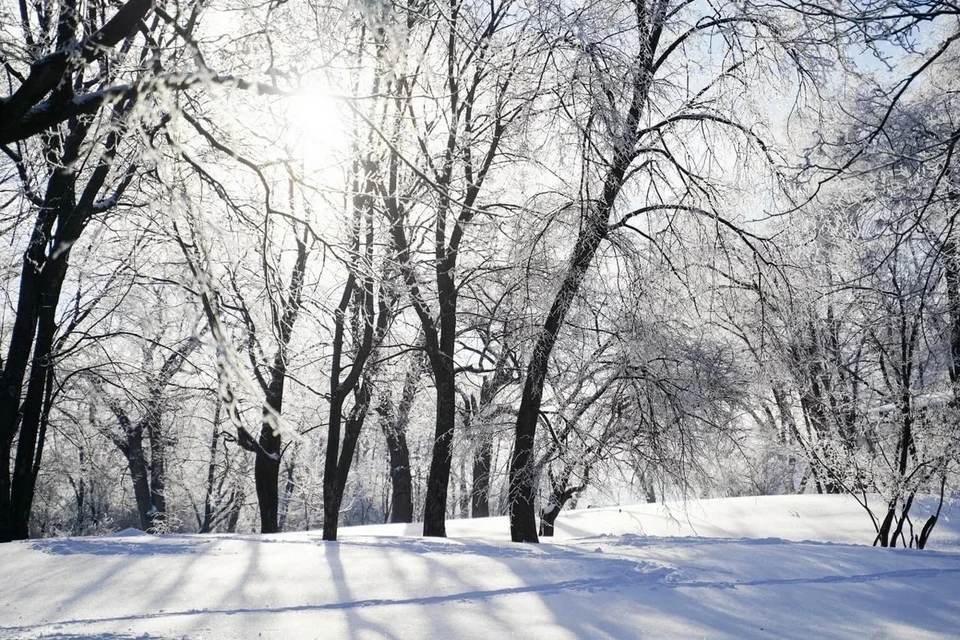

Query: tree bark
[0,158,77,542]
[423,363,457,536]
[385,428,414,523]
[255,410,282,534]
[471,438,492,518]
[377,357,420,524]
[199,416,221,533]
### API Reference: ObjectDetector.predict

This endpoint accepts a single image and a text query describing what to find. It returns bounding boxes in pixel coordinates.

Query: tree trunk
[252,231,307,534]
[471,438,492,518]
[199,412,220,533]
[278,459,296,532]
[945,241,960,391]
[324,381,374,539]
[0,168,69,542]
[225,486,243,533]
[539,497,564,537]
[322,394,346,540]
[509,213,610,543]
[423,366,457,537]
[145,411,166,530]
[255,374,287,534]
[377,352,420,524]
[125,431,155,531]
[383,419,414,523]
[4,222,73,541]
[256,408,282,534]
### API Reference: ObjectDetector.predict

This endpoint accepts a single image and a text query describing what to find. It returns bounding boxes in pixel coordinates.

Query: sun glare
[284,88,350,169]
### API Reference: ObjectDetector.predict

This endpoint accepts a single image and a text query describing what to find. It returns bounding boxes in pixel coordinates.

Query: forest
[0,0,957,548]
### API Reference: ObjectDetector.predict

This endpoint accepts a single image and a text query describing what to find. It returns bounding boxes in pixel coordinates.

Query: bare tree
[508,0,807,541]
[376,347,425,523]
[0,0,188,541]
[352,0,540,536]
[95,333,203,532]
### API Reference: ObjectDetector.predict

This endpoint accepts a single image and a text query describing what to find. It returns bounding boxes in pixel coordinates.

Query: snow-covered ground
[3,495,959,639]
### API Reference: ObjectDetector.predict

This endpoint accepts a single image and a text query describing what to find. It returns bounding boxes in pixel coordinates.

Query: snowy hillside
[2,495,959,639]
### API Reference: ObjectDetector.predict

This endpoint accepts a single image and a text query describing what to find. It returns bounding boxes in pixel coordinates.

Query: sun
[283,87,351,170]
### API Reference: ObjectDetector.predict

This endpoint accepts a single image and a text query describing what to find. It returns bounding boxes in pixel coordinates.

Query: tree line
[0,0,957,547]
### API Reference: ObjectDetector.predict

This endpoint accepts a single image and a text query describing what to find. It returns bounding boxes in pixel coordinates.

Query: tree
[531,274,746,536]
[96,330,203,532]
[508,0,805,542]
[725,64,960,543]
[173,197,311,534]
[321,169,390,541]
[376,347,424,523]
[354,0,541,536]
[456,277,523,518]
[0,0,183,542]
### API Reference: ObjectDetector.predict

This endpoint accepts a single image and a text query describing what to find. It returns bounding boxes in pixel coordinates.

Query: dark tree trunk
[244,231,307,535]
[323,393,347,540]
[381,406,414,523]
[509,214,610,543]
[225,486,243,533]
[387,434,414,523]
[539,496,565,537]
[471,438,492,518]
[257,382,285,534]
[639,472,657,504]
[0,138,92,542]
[945,241,960,390]
[255,433,281,534]
[380,354,419,523]
[336,385,373,518]
[145,412,166,528]
[324,381,375,539]
[419,257,460,538]
[11,269,64,540]
[423,364,457,536]
[125,432,155,530]
[199,422,220,534]
[538,465,582,537]
[506,0,656,543]
[278,459,296,532]
[0,163,76,542]
[71,449,87,534]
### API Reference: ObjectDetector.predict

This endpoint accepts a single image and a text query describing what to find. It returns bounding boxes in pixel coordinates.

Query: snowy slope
[2,495,959,639]
[343,493,960,549]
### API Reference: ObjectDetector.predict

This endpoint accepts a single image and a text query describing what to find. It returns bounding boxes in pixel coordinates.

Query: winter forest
[0,0,958,549]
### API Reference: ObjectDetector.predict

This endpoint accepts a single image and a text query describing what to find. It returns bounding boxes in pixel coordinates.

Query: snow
[2,495,959,639]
